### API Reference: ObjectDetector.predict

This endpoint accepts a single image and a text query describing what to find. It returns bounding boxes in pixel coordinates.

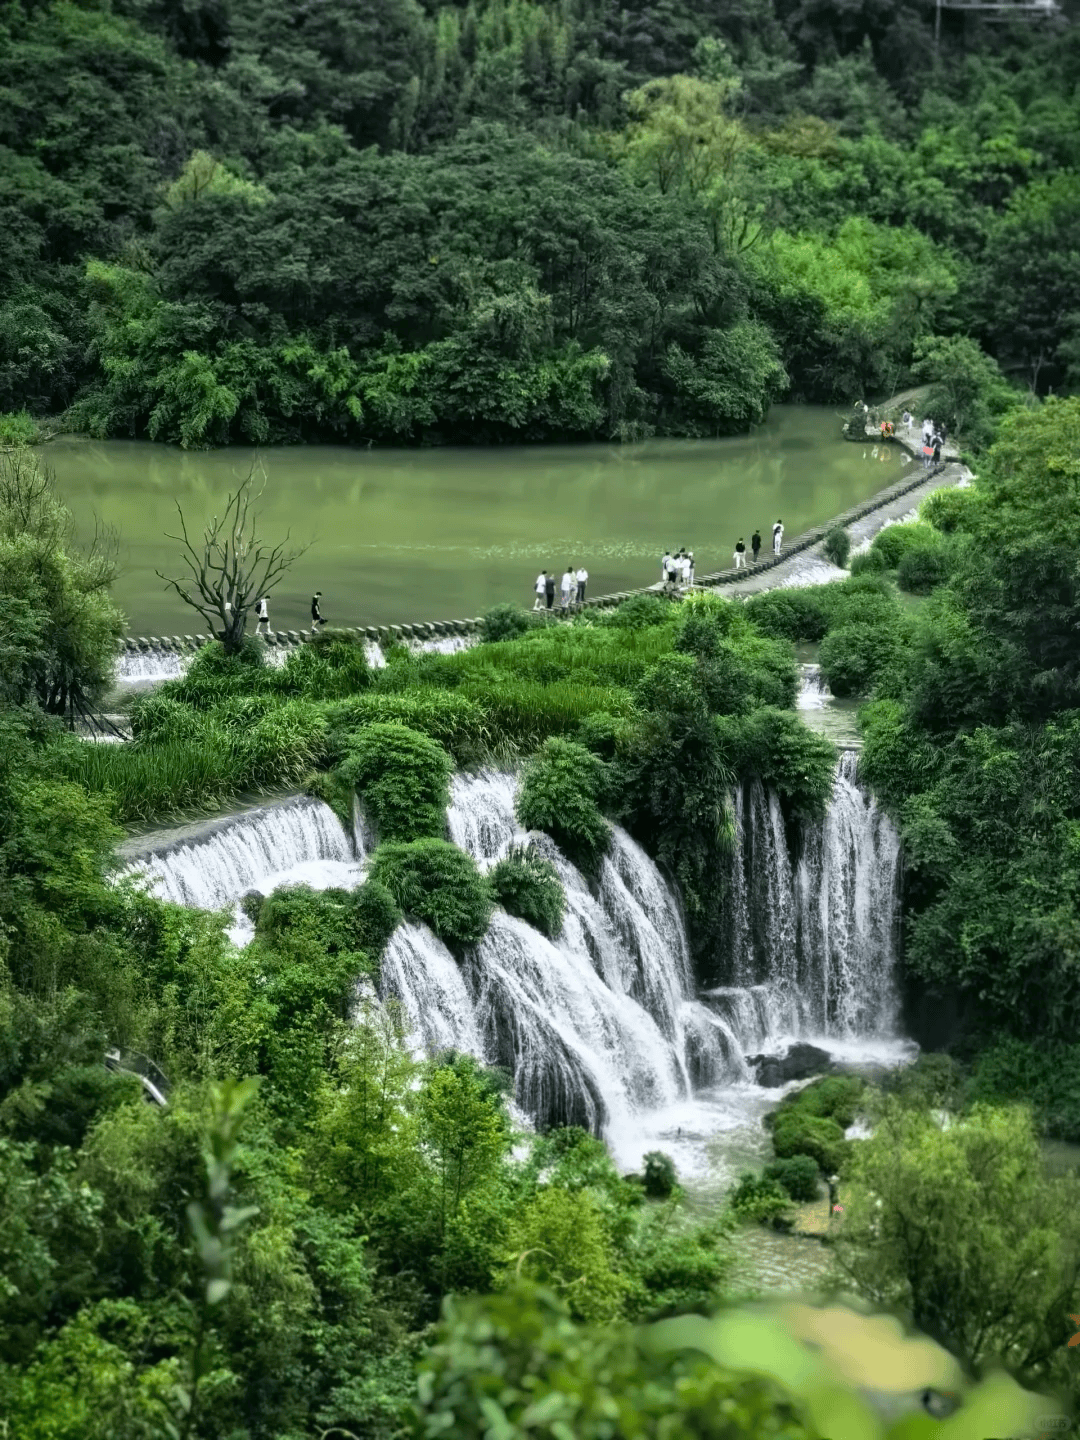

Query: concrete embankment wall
[118,455,960,657]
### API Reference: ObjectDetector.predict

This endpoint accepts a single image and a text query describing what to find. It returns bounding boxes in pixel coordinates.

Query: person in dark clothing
[932,438,941,465]
[751,530,762,563]
[733,537,747,570]
[310,592,324,633]
[545,572,556,609]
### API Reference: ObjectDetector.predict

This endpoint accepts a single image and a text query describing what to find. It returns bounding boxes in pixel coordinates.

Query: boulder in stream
[748,1043,834,1087]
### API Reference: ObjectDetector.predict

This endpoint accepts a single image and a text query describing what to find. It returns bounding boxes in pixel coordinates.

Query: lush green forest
[3,0,1079,445]
[5,405,1080,1432]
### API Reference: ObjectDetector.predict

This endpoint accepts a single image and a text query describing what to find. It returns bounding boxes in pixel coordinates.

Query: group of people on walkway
[662,548,695,586]
[733,521,783,570]
[901,411,946,469]
[533,566,589,611]
[253,592,325,636]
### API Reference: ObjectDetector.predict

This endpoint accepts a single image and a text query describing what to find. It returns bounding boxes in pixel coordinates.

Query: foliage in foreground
[369,839,494,952]
[415,1283,1059,1440]
[488,846,566,940]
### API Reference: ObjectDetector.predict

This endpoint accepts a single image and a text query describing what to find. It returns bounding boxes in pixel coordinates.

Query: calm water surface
[49,407,904,632]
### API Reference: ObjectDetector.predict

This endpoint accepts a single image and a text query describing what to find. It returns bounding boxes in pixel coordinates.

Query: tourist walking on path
[662,550,673,584]
[575,564,588,604]
[734,538,747,570]
[255,596,270,636]
[534,571,547,611]
[751,530,762,563]
[932,436,942,466]
[921,418,932,446]
[560,567,574,610]
[686,551,694,586]
[545,572,556,610]
[310,592,324,633]
[772,519,784,556]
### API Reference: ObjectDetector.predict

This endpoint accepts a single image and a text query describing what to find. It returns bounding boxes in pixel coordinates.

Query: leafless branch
[157,467,309,653]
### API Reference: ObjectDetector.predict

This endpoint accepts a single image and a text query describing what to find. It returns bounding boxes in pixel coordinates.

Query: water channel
[49,405,904,633]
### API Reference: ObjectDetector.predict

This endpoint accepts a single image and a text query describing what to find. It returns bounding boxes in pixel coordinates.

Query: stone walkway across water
[117,448,971,659]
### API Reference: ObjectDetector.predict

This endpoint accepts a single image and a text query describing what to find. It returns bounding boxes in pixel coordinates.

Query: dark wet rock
[748,1043,834,1087]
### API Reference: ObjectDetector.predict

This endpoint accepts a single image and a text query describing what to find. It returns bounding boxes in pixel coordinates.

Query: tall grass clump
[369,839,492,953]
[516,737,611,873]
[324,691,488,762]
[60,701,326,822]
[823,527,851,568]
[488,847,566,939]
[463,680,634,750]
[335,722,452,841]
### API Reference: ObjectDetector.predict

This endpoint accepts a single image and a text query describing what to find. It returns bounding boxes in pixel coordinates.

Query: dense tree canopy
[1,0,1077,443]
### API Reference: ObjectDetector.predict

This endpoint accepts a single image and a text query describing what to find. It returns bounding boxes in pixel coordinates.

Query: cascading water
[123,754,908,1180]
[797,664,830,711]
[795,751,901,1035]
[712,753,901,1042]
[122,796,363,913]
[114,650,189,685]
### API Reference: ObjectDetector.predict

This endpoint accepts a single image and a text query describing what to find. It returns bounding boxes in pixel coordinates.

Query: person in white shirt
[686,551,694,585]
[772,519,784,556]
[255,596,270,636]
[560,567,574,609]
[662,551,672,584]
[534,572,547,611]
[575,565,588,604]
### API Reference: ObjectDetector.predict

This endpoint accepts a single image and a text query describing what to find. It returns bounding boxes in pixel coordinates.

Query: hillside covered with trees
[3,0,1079,445]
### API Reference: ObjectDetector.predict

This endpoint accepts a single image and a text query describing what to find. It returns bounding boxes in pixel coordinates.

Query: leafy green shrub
[728,1172,793,1229]
[622,1214,734,1321]
[795,1075,865,1128]
[516,737,611,872]
[849,547,888,577]
[763,1155,820,1202]
[576,710,639,760]
[253,883,398,974]
[602,594,673,629]
[325,690,488,761]
[488,847,566,939]
[770,1111,848,1175]
[336,722,452,840]
[743,590,829,642]
[817,574,899,631]
[818,622,901,698]
[0,410,44,446]
[823,526,851,568]
[642,1150,677,1199]
[870,522,935,569]
[922,485,982,533]
[279,632,372,698]
[480,604,534,643]
[714,708,836,816]
[967,1037,1080,1142]
[369,839,492,951]
[897,543,952,594]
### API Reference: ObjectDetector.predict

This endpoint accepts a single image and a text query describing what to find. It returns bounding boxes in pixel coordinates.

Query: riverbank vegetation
[5,0,1075,445]
[4,426,1080,1428]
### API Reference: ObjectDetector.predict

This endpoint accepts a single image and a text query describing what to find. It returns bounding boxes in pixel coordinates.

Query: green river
[48,405,906,634]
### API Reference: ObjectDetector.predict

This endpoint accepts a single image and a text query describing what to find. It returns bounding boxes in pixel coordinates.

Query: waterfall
[114,650,189,685]
[795,751,901,1034]
[447,770,522,865]
[123,796,361,910]
[380,922,485,1058]
[718,753,901,1041]
[797,663,830,710]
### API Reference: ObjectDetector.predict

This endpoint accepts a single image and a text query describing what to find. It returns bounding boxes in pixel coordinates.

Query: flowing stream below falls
[121,756,913,1187]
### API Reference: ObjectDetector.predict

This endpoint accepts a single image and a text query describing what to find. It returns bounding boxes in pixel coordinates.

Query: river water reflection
[48,406,905,633]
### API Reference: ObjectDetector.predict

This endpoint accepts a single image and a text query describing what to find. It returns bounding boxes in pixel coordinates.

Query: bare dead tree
[157,469,307,654]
